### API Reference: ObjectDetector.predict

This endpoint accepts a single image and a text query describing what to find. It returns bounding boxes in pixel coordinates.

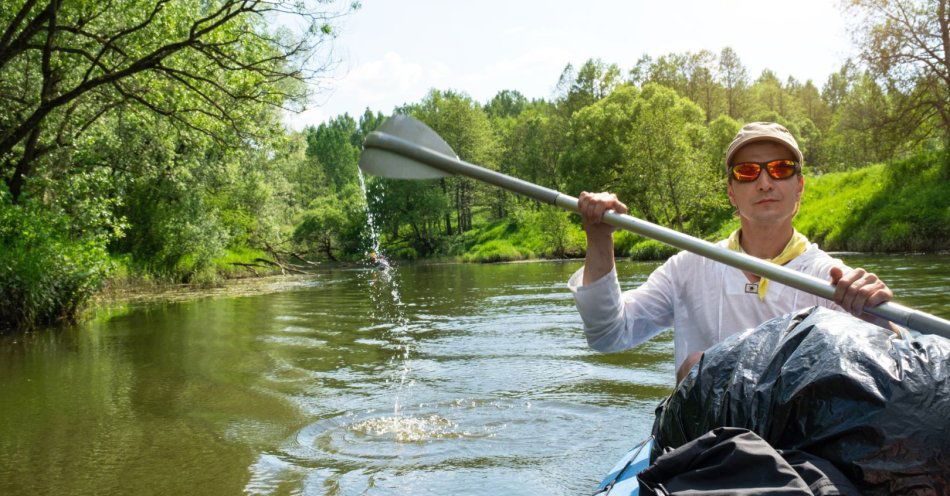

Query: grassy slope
[104,246,280,289]
[796,151,949,252]
[449,151,949,262]
[441,210,587,263]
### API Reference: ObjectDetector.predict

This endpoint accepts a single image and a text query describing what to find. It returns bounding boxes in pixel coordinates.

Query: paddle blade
[359,115,455,179]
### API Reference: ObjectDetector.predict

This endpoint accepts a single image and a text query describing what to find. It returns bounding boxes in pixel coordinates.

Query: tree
[636,50,723,122]
[562,84,644,210]
[0,0,355,204]
[485,89,528,118]
[555,58,621,116]
[366,177,448,256]
[306,114,360,193]
[795,80,831,131]
[564,83,718,231]
[688,50,723,123]
[705,114,741,178]
[749,69,793,118]
[627,84,717,232]
[506,101,566,192]
[408,90,500,230]
[718,47,749,119]
[293,187,367,261]
[825,72,906,168]
[354,108,386,146]
[846,0,950,148]
[821,61,858,114]
[294,195,346,261]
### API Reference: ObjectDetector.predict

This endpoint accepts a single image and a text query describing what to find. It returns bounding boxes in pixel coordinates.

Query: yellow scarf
[727,229,808,302]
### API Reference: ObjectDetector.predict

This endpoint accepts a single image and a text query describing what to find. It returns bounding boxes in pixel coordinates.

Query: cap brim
[725,136,804,166]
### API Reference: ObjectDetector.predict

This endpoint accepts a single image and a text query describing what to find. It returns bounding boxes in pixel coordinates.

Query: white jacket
[568,241,847,371]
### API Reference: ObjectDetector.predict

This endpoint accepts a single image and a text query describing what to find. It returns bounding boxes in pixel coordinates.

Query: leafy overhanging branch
[0,0,354,203]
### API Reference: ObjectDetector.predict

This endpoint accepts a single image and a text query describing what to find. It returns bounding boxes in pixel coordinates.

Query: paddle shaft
[363,131,950,338]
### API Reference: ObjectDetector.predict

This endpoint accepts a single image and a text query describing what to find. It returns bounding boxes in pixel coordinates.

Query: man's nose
[755,170,774,190]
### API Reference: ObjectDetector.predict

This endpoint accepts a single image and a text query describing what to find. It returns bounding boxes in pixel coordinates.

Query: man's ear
[796,174,804,198]
[727,180,736,206]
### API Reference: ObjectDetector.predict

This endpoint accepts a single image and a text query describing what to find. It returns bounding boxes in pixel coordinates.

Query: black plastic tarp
[652,306,950,495]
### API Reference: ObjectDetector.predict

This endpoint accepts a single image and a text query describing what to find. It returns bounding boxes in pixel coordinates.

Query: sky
[284,0,856,130]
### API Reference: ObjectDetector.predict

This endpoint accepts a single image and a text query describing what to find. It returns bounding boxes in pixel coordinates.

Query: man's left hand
[829,267,894,327]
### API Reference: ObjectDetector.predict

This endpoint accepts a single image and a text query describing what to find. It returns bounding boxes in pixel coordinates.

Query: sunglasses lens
[767,160,798,179]
[732,163,760,181]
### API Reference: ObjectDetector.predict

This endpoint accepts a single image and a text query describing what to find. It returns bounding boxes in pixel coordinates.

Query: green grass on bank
[796,151,949,252]
[103,246,280,290]
[442,209,587,263]
[425,150,948,263]
[433,209,682,263]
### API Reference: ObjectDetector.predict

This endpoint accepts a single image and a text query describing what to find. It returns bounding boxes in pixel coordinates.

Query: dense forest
[2,0,949,330]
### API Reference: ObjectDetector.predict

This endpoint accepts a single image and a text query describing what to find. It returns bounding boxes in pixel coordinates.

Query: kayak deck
[593,437,652,495]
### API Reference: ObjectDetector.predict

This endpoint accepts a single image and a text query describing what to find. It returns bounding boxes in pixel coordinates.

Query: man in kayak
[569,122,896,382]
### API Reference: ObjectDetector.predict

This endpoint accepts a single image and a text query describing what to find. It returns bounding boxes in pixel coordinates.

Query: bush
[0,199,110,331]
[628,239,680,260]
[460,239,534,263]
[116,180,227,282]
[613,231,640,255]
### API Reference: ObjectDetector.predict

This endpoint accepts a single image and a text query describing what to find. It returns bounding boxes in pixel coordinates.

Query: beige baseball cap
[724,122,803,174]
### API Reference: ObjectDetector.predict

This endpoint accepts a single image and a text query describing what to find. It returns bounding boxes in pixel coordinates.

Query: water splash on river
[357,168,389,272]
[357,169,411,418]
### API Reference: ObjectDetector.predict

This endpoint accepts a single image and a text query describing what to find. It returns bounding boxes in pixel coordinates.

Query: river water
[1,255,948,495]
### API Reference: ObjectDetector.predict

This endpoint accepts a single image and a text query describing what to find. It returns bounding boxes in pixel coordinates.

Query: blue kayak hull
[593,438,652,495]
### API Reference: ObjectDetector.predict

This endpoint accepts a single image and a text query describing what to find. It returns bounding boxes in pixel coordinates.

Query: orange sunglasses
[730,160,800,182]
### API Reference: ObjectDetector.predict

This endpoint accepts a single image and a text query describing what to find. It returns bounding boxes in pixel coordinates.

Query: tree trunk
[441,178,452,235]
[322,237,336,262]
[6,126,42,204]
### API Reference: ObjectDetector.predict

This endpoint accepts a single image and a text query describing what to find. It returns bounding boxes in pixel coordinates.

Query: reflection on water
[0,255,946,495]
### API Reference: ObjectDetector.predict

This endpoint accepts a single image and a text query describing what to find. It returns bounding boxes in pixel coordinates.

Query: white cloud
[289,52,459,129]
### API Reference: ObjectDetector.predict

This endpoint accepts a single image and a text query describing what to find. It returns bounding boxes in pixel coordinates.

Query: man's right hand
[578,191,628,239]
[579,192,628,285]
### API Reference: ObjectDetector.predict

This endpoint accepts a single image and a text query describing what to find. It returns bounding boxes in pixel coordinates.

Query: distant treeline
[1,0,947,330]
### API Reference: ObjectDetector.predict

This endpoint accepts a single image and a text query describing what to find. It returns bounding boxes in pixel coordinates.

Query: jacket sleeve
[567,261,676,353]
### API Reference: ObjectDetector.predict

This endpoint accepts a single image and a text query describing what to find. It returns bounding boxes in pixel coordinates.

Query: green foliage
[485,90,529,118]
[443,208,585,263]
[460,240,534,264]
[628,239,681,261]
[503,102,566,190]
[706,114,741,176]
[847,0,950,150]
[565,83,721,232]
[368,177,449,256]
[0,197,110,331]
[211,247,275,277]
[307,115,361,192]
[613,231,639,255]
[293,189,369,261]
[796,150,950,251]
[368,89,502,251]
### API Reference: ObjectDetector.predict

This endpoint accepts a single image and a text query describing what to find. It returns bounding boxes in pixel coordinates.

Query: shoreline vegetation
[98,149,949,299]
[3,1,949,332]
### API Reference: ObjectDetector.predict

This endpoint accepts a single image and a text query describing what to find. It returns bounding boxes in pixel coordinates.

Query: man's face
[727,141,804,227]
